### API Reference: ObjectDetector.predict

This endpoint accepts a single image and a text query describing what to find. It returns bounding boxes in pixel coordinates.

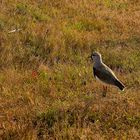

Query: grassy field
[0,0,140,139]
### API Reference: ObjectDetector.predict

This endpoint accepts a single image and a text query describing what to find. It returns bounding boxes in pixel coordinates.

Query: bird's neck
[94,59,103,67]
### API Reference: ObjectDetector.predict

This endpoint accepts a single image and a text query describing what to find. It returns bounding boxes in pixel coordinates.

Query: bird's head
[91,52,102,63]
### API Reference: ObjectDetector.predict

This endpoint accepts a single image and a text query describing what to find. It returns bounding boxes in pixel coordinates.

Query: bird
[90,52,125,96]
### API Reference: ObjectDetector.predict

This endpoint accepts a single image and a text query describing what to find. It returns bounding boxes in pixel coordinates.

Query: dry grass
[0,0,140,139]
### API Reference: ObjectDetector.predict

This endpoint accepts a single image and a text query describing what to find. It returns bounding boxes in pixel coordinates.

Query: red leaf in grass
[32,71,38,78]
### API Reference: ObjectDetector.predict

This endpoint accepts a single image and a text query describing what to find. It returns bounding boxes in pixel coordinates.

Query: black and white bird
[91,52,125,96]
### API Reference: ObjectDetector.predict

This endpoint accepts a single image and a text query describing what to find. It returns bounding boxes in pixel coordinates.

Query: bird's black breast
[93,66,106,80]
[93,66,107,80]
[93,67,101,79]
[93,67,97,78]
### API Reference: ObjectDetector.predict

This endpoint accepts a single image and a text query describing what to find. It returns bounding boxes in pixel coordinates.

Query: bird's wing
[93,64,117,85]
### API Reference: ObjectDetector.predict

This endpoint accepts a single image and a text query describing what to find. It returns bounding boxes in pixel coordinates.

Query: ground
[0,0,140,139]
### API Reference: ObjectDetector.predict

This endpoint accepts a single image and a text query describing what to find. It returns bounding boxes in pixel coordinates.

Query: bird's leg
[102,86,107,97]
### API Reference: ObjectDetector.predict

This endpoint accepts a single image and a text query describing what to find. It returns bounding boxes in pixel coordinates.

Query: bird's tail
[115,80,125,91]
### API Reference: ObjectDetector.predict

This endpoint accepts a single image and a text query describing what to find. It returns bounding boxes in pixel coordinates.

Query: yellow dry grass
[0,0,140,139]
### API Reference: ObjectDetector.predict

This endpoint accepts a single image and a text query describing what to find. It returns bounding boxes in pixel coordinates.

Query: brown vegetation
[0,0,140,139]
